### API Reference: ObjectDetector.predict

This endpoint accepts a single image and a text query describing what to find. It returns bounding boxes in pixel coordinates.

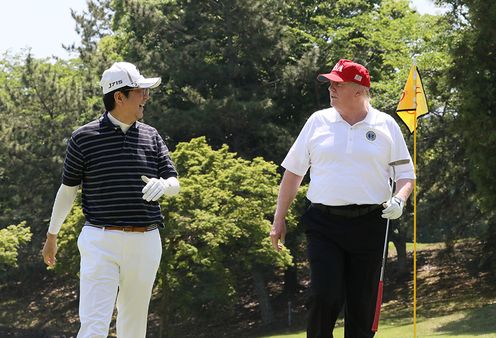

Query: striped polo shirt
[62,112,177,227]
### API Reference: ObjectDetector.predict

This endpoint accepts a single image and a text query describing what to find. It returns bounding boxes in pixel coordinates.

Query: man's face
[328,81,359,109]
[121,88,150,121]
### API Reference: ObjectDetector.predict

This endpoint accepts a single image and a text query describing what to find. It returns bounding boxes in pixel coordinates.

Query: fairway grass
[260,303,496,338]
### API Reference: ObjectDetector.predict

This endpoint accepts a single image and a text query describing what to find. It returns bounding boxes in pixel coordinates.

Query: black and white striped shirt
[62,112,177,227]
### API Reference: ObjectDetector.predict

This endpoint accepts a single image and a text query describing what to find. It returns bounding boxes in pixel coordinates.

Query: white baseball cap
[100,62,161,95]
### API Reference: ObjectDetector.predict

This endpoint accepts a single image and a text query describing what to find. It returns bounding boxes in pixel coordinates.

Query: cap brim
[317,73,345,83]
[137,77,161,89]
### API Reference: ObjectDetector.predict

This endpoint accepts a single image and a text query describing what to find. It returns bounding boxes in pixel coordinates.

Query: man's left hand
[141,176,170,201]
[382,196,404,219]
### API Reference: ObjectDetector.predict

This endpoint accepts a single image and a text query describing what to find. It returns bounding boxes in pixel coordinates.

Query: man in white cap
[270,59,415,337]
[42,62,180,338]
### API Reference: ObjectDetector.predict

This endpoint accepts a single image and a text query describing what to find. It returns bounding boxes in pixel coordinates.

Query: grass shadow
[436,303,496,335]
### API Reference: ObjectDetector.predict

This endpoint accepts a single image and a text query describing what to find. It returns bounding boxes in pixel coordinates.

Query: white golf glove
[141,176,180,202]
[382,196,404,220]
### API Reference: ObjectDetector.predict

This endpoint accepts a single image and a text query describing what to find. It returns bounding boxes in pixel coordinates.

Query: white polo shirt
[282,106,415,206]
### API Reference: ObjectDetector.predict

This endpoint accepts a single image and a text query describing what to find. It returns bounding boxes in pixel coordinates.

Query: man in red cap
[270,59,415,337]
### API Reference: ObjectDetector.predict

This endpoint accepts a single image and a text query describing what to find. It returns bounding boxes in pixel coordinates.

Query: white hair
[349,82,370,99]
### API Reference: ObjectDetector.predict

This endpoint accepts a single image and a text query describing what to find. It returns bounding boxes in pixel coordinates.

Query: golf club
[372,159,410,332]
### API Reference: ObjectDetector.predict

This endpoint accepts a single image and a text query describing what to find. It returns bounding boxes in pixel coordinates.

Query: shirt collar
[362,104,377,125]
[328,105,377,126]
[100,112,139,131]
[326,108,342,123]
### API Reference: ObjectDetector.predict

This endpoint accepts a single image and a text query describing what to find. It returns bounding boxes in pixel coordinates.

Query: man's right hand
[270,218,287,251]
[42,233,58,267]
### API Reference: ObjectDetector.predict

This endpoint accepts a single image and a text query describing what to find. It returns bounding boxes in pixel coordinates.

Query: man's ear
[114,91,125,106]
[355,87,365,97]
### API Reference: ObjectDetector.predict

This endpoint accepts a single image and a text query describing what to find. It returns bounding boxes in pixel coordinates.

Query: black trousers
[301,205,387,338]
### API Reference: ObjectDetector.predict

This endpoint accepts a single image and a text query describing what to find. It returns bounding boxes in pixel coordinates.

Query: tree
[0,54,85,246]
[114,0,300,162]
[69,0,327,163]
[159,137,294,330]
[0,222,32,272]
[437,0,496,272]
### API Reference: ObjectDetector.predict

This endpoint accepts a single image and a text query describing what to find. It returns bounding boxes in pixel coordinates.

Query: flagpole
[412,61,418,338]
[396,61,429,338]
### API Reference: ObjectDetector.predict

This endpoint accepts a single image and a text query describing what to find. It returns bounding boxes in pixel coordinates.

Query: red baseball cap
[317,59,370,88]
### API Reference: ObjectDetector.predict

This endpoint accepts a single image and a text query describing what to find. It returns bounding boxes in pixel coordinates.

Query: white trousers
[76,226,162,338]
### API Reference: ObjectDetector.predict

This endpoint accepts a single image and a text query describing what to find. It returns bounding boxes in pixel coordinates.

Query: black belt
[85,223,159,232]
[311,203,382,218]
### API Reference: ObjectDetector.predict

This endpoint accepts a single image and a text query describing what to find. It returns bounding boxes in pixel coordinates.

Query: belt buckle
[123,227,133,232]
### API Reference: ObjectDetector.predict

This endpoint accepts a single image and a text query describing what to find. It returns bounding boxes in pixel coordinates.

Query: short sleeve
[62,136,85,186]
[156,134,178,179]
[281,115,315,176]
[389,120,416,181]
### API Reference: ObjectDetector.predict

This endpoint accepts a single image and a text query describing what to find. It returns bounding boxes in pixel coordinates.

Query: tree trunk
[252,268,275,325]
[390,222,408,277]
[159,268,171,338]
[482,218,496,276]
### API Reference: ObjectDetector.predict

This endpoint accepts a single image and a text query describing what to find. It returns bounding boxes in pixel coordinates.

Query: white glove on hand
[141,176,170,202]
[382,196,404,220]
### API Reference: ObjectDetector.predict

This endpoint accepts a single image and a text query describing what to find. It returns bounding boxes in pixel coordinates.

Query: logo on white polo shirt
[366,131,376,141]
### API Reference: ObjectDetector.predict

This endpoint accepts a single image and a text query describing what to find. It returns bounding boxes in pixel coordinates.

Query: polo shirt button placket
[346,127,353,153]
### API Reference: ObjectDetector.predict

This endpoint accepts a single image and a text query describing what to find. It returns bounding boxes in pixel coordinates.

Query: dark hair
[103,86,133,111]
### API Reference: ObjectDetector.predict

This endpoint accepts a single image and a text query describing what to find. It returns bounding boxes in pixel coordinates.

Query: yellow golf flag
[396,65,429,133]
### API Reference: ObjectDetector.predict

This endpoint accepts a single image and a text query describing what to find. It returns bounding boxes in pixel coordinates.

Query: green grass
[388,241,444,256]
[261,301,496,338]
